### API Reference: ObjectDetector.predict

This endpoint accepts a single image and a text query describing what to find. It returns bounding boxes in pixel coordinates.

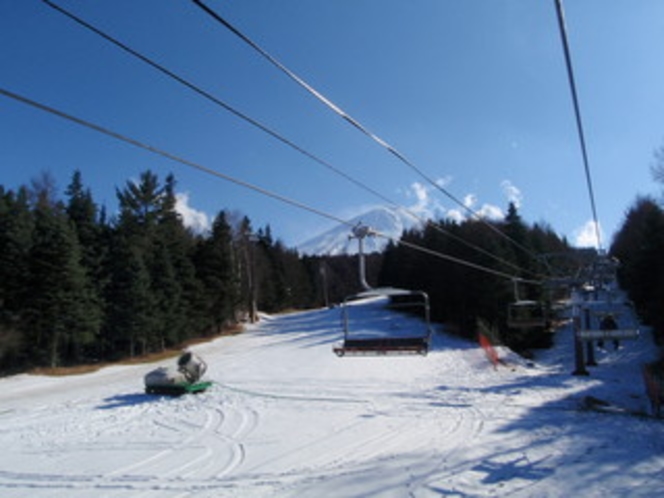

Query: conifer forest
[1,169,662,374]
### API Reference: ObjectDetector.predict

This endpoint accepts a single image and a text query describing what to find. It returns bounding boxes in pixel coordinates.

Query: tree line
[4,164,661,374]
[376,203,574,352]
[0,170,341,372]
[610,151,664,346]
[612,197,664,346]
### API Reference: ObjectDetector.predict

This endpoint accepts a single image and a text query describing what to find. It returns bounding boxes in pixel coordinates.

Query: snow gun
[144,350,212,396]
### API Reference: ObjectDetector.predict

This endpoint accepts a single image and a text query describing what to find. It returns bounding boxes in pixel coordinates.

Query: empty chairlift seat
[333,288,433,357]
[507,300,547,329]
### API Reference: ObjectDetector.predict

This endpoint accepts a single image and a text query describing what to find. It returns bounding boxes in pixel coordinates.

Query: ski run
[1,296,663,497]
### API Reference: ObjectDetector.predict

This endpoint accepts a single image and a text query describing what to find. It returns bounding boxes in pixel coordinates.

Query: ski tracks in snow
[0,391,260,497]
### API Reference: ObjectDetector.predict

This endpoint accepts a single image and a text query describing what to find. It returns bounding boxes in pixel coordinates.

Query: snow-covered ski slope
[1,298,663,497]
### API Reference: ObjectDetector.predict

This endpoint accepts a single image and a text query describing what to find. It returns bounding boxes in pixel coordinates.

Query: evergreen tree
[65,171,106,357]
[109,171,202,353]
[109,170,167,355]
[0,187,33,323]
[151,174,191,347]
[103,234,154,358]
[24,202,100,367]
[502,202,532,276]
[195,211,239,333]
[0,187,34,371]
[234,216,258,322]
[611,197,664,342]
[66,170,103,271]
[116,170,164,231]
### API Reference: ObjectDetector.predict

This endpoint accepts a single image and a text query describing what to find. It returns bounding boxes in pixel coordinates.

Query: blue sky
[2,1,664,249]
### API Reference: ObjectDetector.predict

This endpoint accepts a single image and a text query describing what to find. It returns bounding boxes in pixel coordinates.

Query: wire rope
[0,87,347,227]
[191,0,550,270]
[42,0,541,279]
[0,87,537,284]
[553,0,603,251]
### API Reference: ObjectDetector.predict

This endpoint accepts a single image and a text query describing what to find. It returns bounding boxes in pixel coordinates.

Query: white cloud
[501,180,523,209]
[399,180,508,225]
[175,192,210,234]
[403,181,446,219]
[478,203,504,220]
[435,176,453,188]
[446,208,465,223]
[443,193,503,223]
[573,220,603,248]
[411,182,429,207]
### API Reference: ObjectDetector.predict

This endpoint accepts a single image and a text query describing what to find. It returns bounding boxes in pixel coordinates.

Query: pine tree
[151,174,188,347]
[195,210,239,333]
[65,171,106,358]
[108,170,202,354]
[0,187,33,324]
[24,202,100,367]
[611,196,664,342]
[109,170,167,356]
[0,187,34,370]
[66,170,103,271]
[235,216,258,322]
[103,234,154,358]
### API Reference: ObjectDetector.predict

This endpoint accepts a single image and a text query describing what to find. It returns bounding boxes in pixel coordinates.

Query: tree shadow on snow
[480,381,664,492]
[254,308,344,349]
[255,304,441,353]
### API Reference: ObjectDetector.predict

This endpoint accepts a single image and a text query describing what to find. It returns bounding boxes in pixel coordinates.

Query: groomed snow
[1,298,662,497]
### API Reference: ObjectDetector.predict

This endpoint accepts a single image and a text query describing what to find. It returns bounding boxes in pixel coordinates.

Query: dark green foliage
[0,169,329,374]
[103,233,154,358]
[0,167,616,373]
[109,172,198,355]
[0,187,33,324]
[611,197,664,344]
[195,211,239,333]
[0,187,34,370]
[24,201,101,367]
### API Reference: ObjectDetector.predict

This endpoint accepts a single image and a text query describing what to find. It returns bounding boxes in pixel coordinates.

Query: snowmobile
[144,350,212,396]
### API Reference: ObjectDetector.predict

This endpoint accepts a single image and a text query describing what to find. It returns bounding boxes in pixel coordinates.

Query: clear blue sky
[2,0,664,249]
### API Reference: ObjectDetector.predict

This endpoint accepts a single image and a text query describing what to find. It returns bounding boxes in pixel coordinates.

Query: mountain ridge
[297,206,423,256]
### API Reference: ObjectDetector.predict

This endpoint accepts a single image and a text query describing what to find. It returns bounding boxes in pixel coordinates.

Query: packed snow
[1,296,663,497]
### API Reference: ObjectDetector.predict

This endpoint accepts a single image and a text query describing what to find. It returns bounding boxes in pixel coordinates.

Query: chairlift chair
[507,278,547,329]
[575,302,640,341]
[333,287,433,357]
[507,300,547,329]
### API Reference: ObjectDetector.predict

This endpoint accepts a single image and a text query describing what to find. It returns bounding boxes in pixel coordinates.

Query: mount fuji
[297,206,424,256]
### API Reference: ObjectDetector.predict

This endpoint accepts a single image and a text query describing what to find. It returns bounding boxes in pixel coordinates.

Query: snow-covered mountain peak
[297,206,423,256]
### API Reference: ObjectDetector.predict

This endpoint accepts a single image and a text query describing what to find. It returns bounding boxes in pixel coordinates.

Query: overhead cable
[0,87,537,284]
[553,0,603,251]
[191,0,549,270]
[0,87,347,227]
[43,0,539,278]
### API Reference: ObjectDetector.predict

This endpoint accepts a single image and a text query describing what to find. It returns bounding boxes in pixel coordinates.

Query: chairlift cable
[553,0,603,252]
[0,86,541,286]
[40,0,368,200]
[191,0,549,269]
[377,232,540,284]
[42,0,541,280]
[0,87,348,227]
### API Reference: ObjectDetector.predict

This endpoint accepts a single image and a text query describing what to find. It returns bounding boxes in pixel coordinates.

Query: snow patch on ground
[1,302,663,497]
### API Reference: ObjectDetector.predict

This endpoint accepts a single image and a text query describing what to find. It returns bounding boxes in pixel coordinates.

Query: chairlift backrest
[335,287,433,356]
[507,300,547,329]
